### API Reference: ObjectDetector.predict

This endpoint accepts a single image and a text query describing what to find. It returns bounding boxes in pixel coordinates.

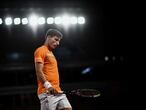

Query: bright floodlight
[14,18,21,25]
[54,17,62,24]
[70,16,77,24]
[38,17,45,25]
[78,17,85,24]
[28,15,38,26]
[62,15,70,26]
[5,17,12,25]
[47,17,54,24]
[22,18,28,25]
[0,18,2,24]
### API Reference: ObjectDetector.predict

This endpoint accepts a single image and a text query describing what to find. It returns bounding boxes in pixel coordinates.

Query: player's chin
[53,45,57,49]
[51,46,56,49]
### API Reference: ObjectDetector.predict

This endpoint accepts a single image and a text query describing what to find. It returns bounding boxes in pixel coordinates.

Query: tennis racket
[63,89,101,98]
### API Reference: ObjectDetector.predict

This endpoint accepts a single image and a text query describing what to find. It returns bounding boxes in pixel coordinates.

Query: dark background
[0,0,128,110]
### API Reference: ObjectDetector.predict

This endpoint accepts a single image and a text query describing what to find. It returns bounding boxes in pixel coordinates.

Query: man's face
[48,36,61,49]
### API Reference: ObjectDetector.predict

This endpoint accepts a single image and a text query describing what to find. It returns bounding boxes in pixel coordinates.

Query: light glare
[54,17,62,24]
[14,18,21,25]
[47,17,54,24]
[29,15,38,26]
[0,15,86,27]
[70,17,77,24]
[62,16,70,25]
[22,18,28,25]
[5,17,12,25]
[0,18,2,24]
[38,17,45,25]
[78,17,85,24]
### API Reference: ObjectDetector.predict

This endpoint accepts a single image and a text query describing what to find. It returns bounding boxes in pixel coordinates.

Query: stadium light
[38,17,45,25]
[0,14,86,27]
[0,18,2,24]
[22,18,28,25]
[54,17,62,24]
[28,15,38,26]
[62,15,70,26]
[47,17,54,24]
[5,17,12,25]
[14,18,21,25]
[70,16,78,24]
[78,17,85,24]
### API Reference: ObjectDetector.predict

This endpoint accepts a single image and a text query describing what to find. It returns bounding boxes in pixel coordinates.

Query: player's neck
[43,44,52,51]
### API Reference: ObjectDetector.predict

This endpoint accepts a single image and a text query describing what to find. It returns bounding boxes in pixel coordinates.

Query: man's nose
[56,41,60,45]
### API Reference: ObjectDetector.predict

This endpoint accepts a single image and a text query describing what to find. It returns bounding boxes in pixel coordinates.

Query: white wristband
[44,81,52,89]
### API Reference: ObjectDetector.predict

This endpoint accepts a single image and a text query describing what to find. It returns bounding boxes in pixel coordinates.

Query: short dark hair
[45,29,63,39]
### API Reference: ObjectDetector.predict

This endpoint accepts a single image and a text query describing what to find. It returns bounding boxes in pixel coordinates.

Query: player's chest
[44,52,57,64]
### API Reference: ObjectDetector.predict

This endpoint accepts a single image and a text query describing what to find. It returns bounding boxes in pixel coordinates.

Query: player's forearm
[35,62,52,89]
[36,71,47,84]
[36,71,52,89]
[35,63,47,84]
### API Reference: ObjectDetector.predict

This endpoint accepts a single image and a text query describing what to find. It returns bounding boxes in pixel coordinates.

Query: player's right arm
[35,61,58,95]
[35,62,47,84]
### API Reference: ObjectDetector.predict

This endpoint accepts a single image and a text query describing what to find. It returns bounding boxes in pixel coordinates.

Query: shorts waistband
[38,93,48,100]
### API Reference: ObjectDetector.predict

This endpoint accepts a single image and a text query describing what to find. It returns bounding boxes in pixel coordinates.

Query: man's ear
[45,35,47,40]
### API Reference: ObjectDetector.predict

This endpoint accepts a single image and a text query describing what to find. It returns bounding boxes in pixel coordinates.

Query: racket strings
[71,89,100,97]
[78,89,99,96]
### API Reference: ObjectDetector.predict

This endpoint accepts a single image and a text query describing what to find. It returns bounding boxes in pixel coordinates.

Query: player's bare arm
[35,62,46,83]
[35,62,58,94]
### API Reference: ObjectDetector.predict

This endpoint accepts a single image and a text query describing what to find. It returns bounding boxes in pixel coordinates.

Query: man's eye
[55,38,60,41]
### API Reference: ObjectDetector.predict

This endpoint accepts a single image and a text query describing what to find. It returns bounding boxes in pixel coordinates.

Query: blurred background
[0,0,127,110]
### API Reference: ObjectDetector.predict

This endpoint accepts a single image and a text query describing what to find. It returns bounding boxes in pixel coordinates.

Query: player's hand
[46,87,58,95]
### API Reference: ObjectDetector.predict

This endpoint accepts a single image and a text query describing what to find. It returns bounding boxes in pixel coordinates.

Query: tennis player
[34,29,72,110]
